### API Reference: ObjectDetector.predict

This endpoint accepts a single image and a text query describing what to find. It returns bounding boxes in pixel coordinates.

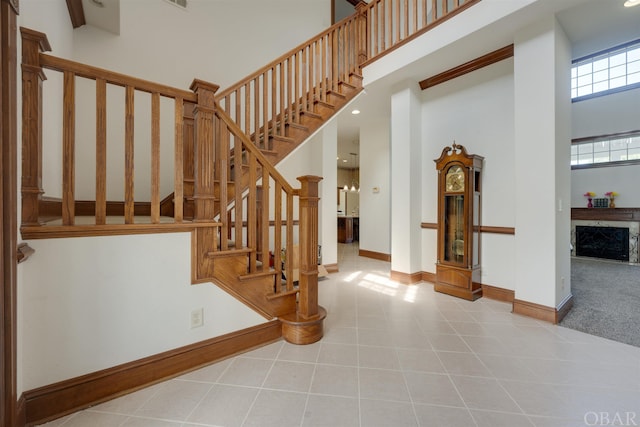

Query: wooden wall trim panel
[556,294,574,324]
[360,0,481,68]
[419,44,514,90]
[2,1,19,425]
[65,0,85,29]
[421,222,515,235]
[358,249,391,262]
[23,321,282,425]
[481,284,514,302]
[324,263,339,273]
[512,299,556,323]
[571,207,640,221]
[422,271,436,283]
[390,270,422,284]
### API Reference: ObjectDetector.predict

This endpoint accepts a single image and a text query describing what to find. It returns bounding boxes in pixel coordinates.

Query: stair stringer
[206,251,297,319]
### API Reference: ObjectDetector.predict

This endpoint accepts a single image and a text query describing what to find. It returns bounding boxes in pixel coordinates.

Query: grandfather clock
[434,143,483,301]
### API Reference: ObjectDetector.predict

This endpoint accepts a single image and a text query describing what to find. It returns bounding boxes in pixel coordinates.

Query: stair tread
[239,269,279,280]
[207,248,252,257]
[266,288,299,300]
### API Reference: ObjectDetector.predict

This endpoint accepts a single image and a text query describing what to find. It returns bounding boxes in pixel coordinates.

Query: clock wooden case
[434,143,484,301]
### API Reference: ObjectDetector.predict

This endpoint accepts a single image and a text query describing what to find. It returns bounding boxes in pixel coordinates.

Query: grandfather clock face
[445,165,465,192]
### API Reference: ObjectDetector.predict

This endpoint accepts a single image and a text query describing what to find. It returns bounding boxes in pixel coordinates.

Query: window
[571,131,640,168]
[571,39,640,101]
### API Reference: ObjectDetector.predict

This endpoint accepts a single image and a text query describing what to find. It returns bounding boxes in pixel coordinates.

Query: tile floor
[41,243,640,427]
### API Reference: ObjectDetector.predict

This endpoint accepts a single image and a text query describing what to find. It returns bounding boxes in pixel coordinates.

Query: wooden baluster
[244,82,250,136]
[442,0,448,16]
[395,0,400,44]
[271,66,276,139]
[182,102,195,220]
[253,77,260,146]
[405,0,410,39]
[235,90,241,136]
[151,92,160,224]
[286,56,292,128]
[233,130,243,248]
[96,79,107,225]
[219,120,229,250]
[261,169,270,266]
[321,35,327,102]
[297,175,322,318]
[356,2,369,69]
[432,0,437,20]
[422,0,427,27]
[274,183,282,291]
[20,28,51,227]
[62,71,76,226]
[308,44,314,112]
[285,192,294,291]
[247,152,257,271]
[279,61,285,136]
[301,47,308,113]
[189,79,219,222]
[294,51,300,121]
[413,0,418,33]
[173,98,184,222]
[124,86,135,224]
[262,72,268,150]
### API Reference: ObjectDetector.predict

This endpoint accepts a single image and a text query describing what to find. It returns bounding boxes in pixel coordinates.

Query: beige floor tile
[242,389,307,427]
[302,395,359,427]
[186,384,258,426]
[403,371,465,407]
[360,398,418,426]
[133,380,211,421]
[262,360,315,392]
[309,364,359,397]
[413,404,475,427]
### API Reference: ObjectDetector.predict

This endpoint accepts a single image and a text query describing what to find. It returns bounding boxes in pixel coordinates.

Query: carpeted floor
[560,257,640,347]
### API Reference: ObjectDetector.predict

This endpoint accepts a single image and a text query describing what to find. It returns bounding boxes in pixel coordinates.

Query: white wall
[571,87,640,207]
[20,233,265,390]
[16,0,332,394]
[360,119,390,256]
[513,17,570,308]
[421,59,516,289]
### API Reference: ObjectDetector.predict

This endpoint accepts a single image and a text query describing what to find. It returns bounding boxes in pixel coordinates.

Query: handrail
[40,54,197,102]
[213,102,298,291]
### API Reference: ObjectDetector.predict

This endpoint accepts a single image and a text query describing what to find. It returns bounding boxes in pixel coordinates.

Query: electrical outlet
[190,308,204,329]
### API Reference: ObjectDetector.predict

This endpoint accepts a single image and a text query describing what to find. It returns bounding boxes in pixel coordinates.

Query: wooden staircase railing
[18,0,479,344]
[211,0,479,164]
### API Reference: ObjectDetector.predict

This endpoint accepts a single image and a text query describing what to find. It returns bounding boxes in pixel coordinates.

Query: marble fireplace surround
[571,208,640,264]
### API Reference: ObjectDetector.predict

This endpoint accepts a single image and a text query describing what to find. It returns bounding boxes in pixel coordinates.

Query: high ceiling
[335,0,640,169]
[75,0,640,170]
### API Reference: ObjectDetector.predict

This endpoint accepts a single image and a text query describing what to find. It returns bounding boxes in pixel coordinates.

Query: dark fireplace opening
[576,226,629,262]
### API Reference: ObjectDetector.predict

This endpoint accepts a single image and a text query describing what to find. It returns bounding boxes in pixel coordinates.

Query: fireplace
[576,226,629,262]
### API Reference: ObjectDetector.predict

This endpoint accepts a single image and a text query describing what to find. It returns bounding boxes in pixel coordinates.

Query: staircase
[19,0,478,342]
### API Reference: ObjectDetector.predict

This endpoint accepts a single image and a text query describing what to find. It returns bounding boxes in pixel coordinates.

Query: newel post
[20,28,51,227]
[297,175,322,318]
[189,79,219,222]
[355,1,369,67]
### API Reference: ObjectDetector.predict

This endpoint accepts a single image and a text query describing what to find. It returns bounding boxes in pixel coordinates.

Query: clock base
[434,264,482,301]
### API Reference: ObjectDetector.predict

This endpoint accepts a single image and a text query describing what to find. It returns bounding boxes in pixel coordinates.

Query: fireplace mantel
[572,208,640,222]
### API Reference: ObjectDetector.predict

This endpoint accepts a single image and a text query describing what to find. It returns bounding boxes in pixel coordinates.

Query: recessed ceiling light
[351,109,360,115]
[343,159,348,163]
[624,0,640,7]
[91,0,105,7]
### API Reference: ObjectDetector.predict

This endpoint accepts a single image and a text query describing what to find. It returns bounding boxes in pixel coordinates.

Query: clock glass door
[443,194,465,264]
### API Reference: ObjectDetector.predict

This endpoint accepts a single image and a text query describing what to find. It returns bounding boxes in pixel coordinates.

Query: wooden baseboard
[556,294,574,323]
[17,394,26,427]
[512,299,557,323]
[390,270,422,284]
[513,295,574,324]
[323,263,339,273]
[23,321,282,426]
[481,284,515,302]
[358,249,391,262]
[422,271,436,283]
